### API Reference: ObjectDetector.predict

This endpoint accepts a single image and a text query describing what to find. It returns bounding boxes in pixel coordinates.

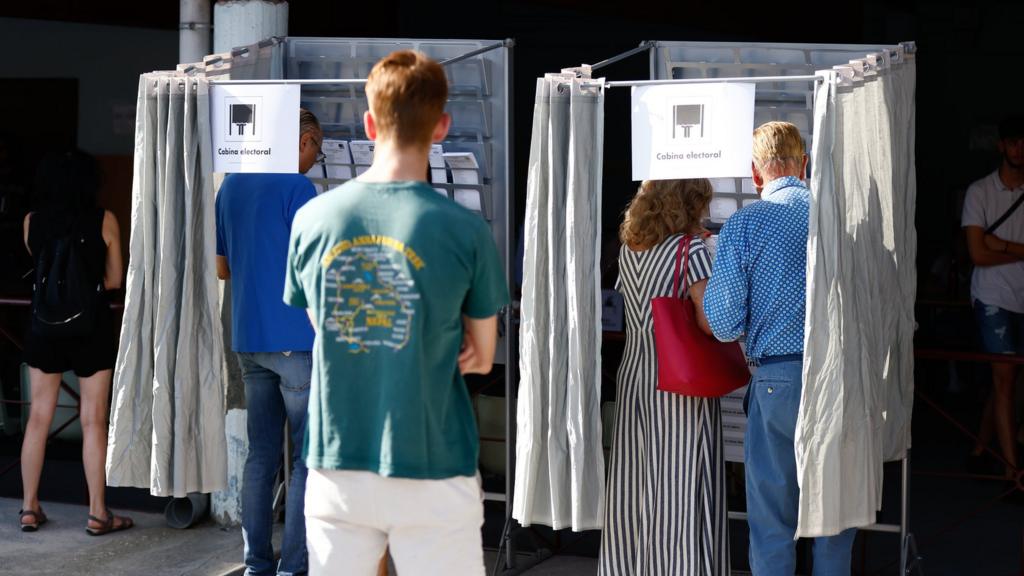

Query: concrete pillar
[213,0,288,54]
[209,1,289,527]
[211,277,248,526]
[179,0,212,65]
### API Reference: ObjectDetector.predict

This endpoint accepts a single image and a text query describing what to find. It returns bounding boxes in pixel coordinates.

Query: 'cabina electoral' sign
[211,83,300,173]
[631,82,755,181]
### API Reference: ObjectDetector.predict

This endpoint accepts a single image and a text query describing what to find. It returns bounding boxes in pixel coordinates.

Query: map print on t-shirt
[322,235,424,353]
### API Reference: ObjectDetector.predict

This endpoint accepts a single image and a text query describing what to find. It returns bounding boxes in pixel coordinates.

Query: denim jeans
[237,351,312,576]
[744,360,857,576]
[973,299,1024,355]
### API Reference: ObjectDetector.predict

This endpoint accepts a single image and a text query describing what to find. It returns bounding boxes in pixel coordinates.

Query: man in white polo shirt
[962,115,1024,486]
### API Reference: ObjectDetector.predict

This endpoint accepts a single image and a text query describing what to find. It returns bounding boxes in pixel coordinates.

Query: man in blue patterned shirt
[704,122,857,575]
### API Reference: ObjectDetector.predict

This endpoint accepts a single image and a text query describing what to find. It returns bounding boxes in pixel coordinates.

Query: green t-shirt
[284,180,509,479]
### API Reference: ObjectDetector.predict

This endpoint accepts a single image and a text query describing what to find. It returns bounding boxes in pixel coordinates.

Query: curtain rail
[438,39,513,67]
[209,78,367,85]
[602,74,823,88]
[587,41,656,72]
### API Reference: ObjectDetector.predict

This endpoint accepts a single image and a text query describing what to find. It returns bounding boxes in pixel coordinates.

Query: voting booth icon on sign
[226,97,262,141]
[672,103,707,141]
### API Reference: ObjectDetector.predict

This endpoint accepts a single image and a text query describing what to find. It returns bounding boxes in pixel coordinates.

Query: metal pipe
[503,39,517,573]
[603,74,822,88]
[588,41,655,72]
[900,451,910,573]
[180,0,212,65]
[209,78,367,85]
[726,510,901,534]
[439,40,510,68]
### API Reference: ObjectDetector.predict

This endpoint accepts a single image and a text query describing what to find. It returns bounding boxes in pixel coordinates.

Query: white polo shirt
[961,170,1024,312]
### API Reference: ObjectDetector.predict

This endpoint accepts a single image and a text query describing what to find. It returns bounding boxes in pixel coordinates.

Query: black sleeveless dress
[24,209,116,377]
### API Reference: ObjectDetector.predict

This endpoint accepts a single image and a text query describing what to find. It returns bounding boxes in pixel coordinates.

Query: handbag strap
[985,191,1024,235]
[671,234,694,298]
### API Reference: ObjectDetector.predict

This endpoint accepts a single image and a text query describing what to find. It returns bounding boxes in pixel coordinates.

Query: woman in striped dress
[599,179,729,576]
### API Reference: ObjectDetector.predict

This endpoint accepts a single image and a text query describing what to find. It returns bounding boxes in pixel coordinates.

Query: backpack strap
[985,192,1024,235]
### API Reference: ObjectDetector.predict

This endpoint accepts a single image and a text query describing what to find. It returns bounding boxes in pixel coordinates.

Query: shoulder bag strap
[681,234,693,297]
[671,234,693,299]
[986,191,1024,234]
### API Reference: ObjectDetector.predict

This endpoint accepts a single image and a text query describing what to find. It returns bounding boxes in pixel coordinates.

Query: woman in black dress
[19,149,132,535]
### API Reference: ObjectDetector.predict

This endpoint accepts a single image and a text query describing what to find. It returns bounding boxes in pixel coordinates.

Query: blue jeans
[744,360,857,576]
[237,351,312,576]
[973,300,1024,355]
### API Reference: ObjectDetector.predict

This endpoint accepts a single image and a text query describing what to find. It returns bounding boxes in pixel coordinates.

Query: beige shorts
[305,468,485,576]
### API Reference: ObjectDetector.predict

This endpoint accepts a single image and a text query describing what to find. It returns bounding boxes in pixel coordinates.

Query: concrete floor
[0,498,249,576]
[0,497,600,576]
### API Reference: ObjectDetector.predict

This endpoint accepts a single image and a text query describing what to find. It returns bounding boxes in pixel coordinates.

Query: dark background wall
[2,0,1022,301]
[291,0,1022,303]
[294,0,1020,304]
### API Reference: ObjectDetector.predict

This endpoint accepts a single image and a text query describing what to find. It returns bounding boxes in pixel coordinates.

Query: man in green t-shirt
[284,50,508,575]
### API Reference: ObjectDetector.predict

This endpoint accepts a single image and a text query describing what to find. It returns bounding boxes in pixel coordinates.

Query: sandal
[85,509,133,536]
[19,508,47,532]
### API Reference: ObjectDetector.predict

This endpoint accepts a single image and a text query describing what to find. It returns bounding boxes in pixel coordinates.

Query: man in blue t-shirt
[285,51,508,575]
[216,109,323,576]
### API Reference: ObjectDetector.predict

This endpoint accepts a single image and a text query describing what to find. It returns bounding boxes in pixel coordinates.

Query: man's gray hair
[300,108,321,136]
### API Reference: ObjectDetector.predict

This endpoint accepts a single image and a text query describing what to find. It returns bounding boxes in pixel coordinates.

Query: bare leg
[21,368,62,522]
[78,369,112,519]
[991,362,1020,478]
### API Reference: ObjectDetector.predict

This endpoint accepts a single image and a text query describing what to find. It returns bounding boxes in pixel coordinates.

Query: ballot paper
[321,139,353,180]
[429,144,448,196]
[444,152,482,213]
[303,170,326,194]
[704,233,718,262]
[349,140,375,176]
[709,197,738,223]
[722,385,748,463]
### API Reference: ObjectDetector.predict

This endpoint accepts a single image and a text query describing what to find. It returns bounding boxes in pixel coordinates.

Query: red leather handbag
[652,235,751,397]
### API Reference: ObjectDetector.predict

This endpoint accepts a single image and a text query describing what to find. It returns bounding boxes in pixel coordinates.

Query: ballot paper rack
[286,37,501,223]
[306,140,491,219]
[280,35,514,400]
[652,41,900,227]
[198,37,508,228]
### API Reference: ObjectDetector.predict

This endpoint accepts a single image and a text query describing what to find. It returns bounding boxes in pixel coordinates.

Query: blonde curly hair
[619,179,713,250]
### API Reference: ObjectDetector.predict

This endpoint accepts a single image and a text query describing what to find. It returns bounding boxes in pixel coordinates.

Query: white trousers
[305,468,486,576]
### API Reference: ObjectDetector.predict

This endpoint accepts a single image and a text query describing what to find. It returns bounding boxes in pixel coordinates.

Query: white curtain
[514,75,606,531]
[106,73,227,497]
[798,49,917,538]
[888,52,918,462]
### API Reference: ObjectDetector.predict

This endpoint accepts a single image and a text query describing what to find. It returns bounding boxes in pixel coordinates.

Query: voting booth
[507,40,919,575]
[106,36,517,515]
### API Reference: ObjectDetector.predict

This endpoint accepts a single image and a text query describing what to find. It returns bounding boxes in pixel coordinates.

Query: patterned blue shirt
[703,176,810,360]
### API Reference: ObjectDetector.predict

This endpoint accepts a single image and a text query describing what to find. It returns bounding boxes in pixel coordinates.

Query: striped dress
[599,233,729,576]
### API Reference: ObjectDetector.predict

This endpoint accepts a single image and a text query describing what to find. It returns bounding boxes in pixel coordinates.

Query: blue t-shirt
[216,173,316,353]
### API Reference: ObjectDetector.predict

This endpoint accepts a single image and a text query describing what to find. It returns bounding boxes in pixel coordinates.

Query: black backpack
[31,211,104,338]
